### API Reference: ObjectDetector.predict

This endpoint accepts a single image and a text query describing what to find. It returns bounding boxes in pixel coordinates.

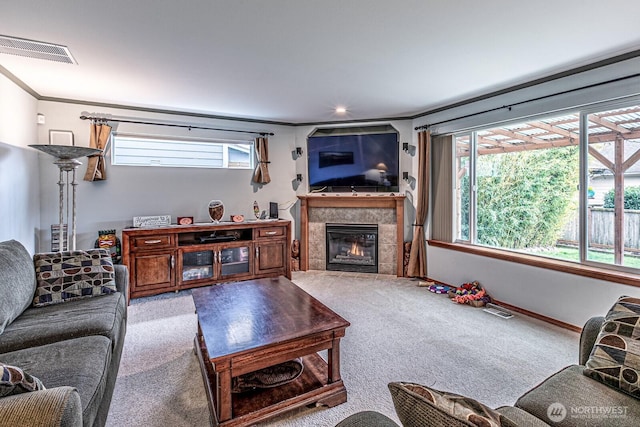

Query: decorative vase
[208,200,224,223]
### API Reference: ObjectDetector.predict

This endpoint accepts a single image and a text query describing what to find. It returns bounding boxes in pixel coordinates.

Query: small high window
[111,133,254,169]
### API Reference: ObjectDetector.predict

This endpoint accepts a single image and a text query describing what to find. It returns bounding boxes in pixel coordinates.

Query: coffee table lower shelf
[194,337,347,427]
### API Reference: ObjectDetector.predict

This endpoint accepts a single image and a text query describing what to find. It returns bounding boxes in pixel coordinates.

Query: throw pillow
[388,382,514,427]
[584,295,640,399]
[33,249,117,307]
[0,362,46,397]
[0,240,37,334]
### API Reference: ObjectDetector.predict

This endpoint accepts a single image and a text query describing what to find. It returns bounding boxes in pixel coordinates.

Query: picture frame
[49,130,74,146]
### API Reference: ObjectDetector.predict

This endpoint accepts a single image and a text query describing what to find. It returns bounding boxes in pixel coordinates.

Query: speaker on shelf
[269,202,278,219]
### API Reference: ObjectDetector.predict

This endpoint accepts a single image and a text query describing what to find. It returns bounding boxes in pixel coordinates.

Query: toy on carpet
[428,284,452,294]
[448,281,492,307]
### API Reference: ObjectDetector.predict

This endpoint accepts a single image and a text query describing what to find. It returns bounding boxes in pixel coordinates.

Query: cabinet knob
[144,239,162,244]
[255,247,259,258]
[265,231,277,235]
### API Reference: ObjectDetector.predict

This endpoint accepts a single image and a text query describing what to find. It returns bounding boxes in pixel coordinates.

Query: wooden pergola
[455,105,640,265]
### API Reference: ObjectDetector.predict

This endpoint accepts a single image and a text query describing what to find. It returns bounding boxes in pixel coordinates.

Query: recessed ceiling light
[335,107,347,114]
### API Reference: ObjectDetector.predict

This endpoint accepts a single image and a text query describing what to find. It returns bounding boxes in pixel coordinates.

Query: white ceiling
[2,1,640,124]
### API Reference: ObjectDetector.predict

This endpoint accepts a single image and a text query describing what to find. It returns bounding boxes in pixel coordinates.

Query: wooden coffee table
[192,276,350,426]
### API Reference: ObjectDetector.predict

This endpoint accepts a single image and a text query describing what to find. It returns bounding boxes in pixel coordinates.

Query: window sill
[427,240,640,288]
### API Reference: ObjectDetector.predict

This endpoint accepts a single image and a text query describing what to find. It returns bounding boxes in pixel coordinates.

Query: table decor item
[132,215,171,227]
[208,200,224,223]
[177,216,194,225]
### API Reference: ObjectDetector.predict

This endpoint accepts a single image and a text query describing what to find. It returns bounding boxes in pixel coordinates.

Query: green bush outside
[461,146,579,249]
[603,186,640,210]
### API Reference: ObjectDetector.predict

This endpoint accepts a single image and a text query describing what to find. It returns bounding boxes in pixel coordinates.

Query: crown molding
[0,64,40,99]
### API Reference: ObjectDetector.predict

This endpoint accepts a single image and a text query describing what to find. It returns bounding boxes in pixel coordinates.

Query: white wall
[428,246,640,328]
[415,56,640,328]
[36,101,297,251]
[0,74,40,252]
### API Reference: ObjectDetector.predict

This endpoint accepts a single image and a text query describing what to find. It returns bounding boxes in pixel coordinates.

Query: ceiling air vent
[0,35,76,64]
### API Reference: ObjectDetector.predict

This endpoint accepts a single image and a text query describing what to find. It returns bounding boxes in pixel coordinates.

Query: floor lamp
[29,144,102,251]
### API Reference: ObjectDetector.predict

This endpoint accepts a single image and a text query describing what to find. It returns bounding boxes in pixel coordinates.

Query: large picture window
[454,101,640,273]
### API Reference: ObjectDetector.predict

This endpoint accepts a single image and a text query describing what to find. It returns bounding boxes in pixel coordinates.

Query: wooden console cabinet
[122,220,291,300]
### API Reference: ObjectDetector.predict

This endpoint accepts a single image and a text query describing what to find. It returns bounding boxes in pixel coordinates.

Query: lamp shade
[375,162,388,172]
[29,145,101,159]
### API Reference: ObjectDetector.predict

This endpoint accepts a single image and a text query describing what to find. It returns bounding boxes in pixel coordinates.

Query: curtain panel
[407,130,431,278]
[252,136,271,184]
[84,122,112,182]
[431,135,454,242]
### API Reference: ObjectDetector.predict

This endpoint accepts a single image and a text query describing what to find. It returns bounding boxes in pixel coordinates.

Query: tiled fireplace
[326,223,379,273]
[298,195,405,276]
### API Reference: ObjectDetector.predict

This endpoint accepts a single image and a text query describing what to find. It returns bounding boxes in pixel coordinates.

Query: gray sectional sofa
[337,313,640,427]
[0,239,127,427]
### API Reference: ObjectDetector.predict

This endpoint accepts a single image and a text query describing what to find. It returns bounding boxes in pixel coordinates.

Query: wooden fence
[561,208,640,251]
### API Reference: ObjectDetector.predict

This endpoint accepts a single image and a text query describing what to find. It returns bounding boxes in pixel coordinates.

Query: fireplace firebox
[326,223,378,273]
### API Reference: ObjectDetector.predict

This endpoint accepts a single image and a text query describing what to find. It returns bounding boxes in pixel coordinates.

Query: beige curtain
[431,135,454,241]
[407,130,431,278]
[252,136,271,184]
[84,121,112,182]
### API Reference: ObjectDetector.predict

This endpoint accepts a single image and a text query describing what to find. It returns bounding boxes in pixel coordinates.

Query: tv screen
[307,132,399,192]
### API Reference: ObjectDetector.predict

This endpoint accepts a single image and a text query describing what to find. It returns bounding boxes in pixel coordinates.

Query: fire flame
[349,241,364,256]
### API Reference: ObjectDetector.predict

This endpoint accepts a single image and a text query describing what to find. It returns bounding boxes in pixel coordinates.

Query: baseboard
[426,277,582,333]
[491,299,582,333]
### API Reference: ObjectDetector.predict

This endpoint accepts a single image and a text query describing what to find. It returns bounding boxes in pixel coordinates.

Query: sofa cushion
[0,240,36,334]
[33,249,116,307]
[495,406,550,427]
[516,365,640,427]
[388,382,514,427]
[0,362,46,397]
[0,292,125,354]
[0,335,112,427]
[335,411,400,427]
[584,295,640,399]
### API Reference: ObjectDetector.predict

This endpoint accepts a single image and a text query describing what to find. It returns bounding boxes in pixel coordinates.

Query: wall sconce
[296,173,303,182]
[402,142,409,152]
[402,172,409,181]
[295,147,303,156]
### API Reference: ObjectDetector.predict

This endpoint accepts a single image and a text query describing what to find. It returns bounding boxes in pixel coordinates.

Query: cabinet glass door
[220,246,250,278]
[181,250,214,282]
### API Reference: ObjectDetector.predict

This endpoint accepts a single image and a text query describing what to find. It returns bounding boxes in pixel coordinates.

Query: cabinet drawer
[256,226,286,239]
[132,234,173,250]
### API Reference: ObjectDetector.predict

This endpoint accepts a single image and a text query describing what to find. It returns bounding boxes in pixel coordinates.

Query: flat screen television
[307,131,399,192]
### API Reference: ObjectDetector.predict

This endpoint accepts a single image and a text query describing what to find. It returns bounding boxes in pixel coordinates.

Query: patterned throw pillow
[0,362,46,397]
[584,295,640,399]
[33,249,116,307]
[388,382,513,427]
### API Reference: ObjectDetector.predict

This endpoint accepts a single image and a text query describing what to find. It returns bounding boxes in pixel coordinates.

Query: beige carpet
[106,271,579,426]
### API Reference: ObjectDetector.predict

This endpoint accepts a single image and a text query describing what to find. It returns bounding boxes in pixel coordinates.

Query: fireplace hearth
[326,223,378,273]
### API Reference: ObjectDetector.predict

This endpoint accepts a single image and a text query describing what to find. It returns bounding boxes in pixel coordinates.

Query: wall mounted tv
[307,125,399,192]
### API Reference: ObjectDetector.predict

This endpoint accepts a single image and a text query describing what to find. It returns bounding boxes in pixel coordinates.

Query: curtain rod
[79,114,274,136]
[415,72,640,131]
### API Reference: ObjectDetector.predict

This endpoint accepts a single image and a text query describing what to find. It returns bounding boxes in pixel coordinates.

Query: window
[111,134,254,169]
[586,105,640,269]
[453,100,640,273]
